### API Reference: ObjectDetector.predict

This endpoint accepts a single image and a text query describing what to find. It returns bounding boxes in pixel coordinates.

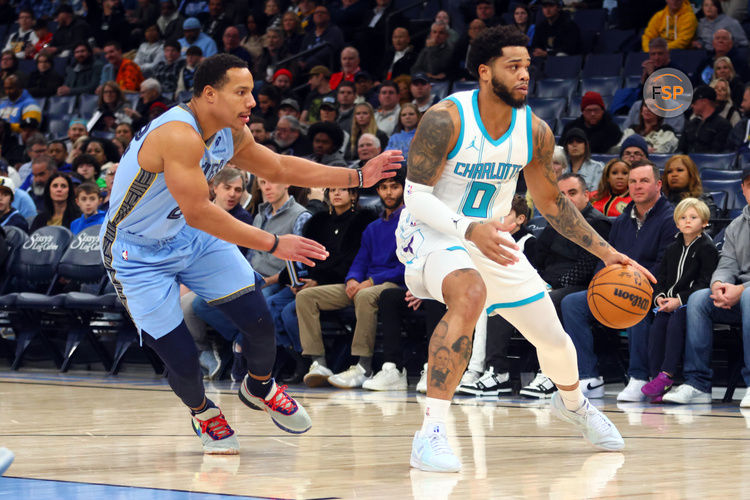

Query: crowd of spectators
[1,0,750,408]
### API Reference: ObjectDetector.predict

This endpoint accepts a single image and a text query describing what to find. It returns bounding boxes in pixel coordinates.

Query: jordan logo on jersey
[465,137,480,152]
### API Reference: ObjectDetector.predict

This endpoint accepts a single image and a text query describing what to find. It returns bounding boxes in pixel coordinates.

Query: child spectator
[0,176,28,232]
[72,154,103,189]
[70,181,105,234]
[641,198,718,402]
[590,159,632,217]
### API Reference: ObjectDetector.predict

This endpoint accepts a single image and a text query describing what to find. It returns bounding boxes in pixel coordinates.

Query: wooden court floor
[3,369,750,499]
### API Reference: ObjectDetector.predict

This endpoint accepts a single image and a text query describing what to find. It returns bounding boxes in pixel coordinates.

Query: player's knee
[445,281,486,322]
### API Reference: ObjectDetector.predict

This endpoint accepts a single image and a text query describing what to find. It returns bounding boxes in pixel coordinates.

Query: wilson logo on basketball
[612,288,650,311]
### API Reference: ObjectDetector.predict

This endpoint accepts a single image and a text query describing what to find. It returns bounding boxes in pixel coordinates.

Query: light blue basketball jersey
[104,104,235,241]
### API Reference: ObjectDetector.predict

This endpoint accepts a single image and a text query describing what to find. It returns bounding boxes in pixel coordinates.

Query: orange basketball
[586,264,653,329]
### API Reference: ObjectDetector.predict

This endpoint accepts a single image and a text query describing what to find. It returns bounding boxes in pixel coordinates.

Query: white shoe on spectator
[416,363,428,393]
[662,384,712,404]
[457,367,512,396]
[329,364,370,389]
[459,369,482,388]
[303,360,333,388]
[520,371,557,399]
[363,362,407,391]
[581,376,605,399]
[742,391,750,408]
[616,378,648,402]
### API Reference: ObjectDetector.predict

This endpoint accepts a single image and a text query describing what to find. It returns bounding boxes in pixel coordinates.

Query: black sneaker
[457,367,512,396]
[519,371,557,399]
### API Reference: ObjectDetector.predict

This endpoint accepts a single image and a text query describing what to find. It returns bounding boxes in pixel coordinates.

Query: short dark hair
[73,153,101,177]
[467,25,529,79]
[338,81,355,92]
[75,181,100,198]
[249,116,267,129]
[629,159,660,182]
[379,80,399,93]
[103,40,122,51]
[258,84,280,102]
[192,54,248,97]
[164,40,181,52]
[74,42,93,54]
[510,194,530,222]
[558,172,588,192]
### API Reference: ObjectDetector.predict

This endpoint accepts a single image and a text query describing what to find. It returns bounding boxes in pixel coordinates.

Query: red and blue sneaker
[238,376,312,434]
[191,402,240,455]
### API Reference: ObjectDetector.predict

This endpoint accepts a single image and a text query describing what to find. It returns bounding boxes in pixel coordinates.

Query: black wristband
[356,168,363,188]
[269,234,279,254]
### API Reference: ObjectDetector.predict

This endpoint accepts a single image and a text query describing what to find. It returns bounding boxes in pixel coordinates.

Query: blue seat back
[543,55,582,80]
[582,54,623,78]
[527,98,566,121]
[623,52,648,76]
[595,30,638,54]
[689,153,737,170]
[580,76,622,97]
[57,225,105,284]
[77,94,99,117]
[534,78,577,99]
[46,96,76,119]
[700,169,743,181]
[14,226,73,284]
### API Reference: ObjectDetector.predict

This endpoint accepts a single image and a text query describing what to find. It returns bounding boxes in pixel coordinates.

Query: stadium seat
[708,190,728,212]
[591,154,618,164]
[53,56,68,76]
[581,54,623,78]
[648,153,672,169]
[572,9,607,34]
[18,58,35,75]
[527,216,547,237]
[534,78,577,99]
[701,168,744,181]
[0,227,29,294]
[580,76,622,97]
[703,179,745,210]
[431,81,451,100]
[623,52,648,77]
[527,98,566,121]
[46,95,77,119]
[623,74,642,88]
[595,29,638,54]
[579,30,597,55]
[689,153,737,170]
[77,94,98,117]
[670,49,707,78]
[125,93,139,108]
[0,226,73,370]
[452,80,479,93]
[557,116,575,134]
[612,115,628,130]
[46,119,68,139]
[543,55,582,80]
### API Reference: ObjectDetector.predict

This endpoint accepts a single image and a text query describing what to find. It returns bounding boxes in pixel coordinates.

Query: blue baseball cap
[183,17,201,30]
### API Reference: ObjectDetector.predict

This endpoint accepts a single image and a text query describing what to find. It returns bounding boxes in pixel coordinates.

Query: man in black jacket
[727,84,750,153]
[678,85,732,153]
[561,92,623,154]
[46,5,91,57]
[531,0,581,58]
[379,27,418,81]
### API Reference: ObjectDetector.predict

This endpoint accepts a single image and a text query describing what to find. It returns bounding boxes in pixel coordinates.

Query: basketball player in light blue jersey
[398,26,656,472]
[102,54,402,454]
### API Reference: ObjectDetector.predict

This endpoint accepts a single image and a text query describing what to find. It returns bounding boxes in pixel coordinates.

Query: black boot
[280,348,308,385]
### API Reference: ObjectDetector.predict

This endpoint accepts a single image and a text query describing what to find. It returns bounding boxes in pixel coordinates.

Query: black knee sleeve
[142,323,204,408]
[216,289,277,376]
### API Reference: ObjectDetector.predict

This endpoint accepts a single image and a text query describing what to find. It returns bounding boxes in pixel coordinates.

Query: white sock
[421,397,451,434]
[558,385,586,412]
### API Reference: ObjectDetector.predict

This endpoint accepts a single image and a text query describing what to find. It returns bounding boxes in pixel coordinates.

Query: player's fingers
[299,236,327,253]
[630,260,656,283]
[294,254,317,267]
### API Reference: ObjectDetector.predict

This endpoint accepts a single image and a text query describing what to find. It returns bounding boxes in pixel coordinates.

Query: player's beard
[491,75,526,109]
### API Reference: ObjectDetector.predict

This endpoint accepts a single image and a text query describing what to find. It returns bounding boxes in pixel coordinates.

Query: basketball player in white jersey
[398,26,655,472]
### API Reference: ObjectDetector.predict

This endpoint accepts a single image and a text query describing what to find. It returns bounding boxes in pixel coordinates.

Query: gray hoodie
[712,204,750,286]
[696,13,749,49]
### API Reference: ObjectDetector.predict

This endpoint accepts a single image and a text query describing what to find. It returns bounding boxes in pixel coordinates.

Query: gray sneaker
[199,349,222,381]
[191,405,240,455]
[550,392,624,451]
[238,376,312,434]
[0,447,14,475]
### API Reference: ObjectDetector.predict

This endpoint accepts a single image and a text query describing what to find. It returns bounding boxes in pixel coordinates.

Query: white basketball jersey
[433,89,533,221]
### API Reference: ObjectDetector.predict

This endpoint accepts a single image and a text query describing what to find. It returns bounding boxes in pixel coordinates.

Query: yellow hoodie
[641,0,698,51]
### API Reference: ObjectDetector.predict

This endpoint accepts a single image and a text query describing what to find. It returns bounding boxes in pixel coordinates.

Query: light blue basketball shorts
[100,223,256,338]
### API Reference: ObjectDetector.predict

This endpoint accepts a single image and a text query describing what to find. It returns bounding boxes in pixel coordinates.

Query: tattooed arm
[524,115,656,281]
[404,101,520,265]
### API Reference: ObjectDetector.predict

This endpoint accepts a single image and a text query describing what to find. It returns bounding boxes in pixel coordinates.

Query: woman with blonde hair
[590,158,632,217]
[709,77,741,126]
[712,56,744,106]
[662,155,718,219]
[347,102,389,161]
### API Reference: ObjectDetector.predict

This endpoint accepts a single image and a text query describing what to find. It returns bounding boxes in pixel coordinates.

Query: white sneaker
[581,376,605,399]
[303,360,333,387]
[328,364,369,389]
[459,369,481,387]
[410,425,461,472]
[550,393,625,451]
[617,378,647,402]
[416,363,428,393]
[457,367,512,396]
[742,391,750,408]
[520,371,557,399]
[363,362,407,391]
[0,447,14,476]
[662,384,712,404]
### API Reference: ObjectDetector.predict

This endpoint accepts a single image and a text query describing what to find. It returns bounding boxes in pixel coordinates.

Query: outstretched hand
[271,234,329,267]
[360,150,404,187]
[465,218,519,267]
[602,251,657,284]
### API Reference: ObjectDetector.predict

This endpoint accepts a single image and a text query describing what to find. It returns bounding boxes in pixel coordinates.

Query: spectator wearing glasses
[619,134,650,164]
[27,51,63,99]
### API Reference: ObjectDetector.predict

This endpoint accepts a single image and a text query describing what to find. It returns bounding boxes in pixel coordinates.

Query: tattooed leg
[426,268,487,400]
